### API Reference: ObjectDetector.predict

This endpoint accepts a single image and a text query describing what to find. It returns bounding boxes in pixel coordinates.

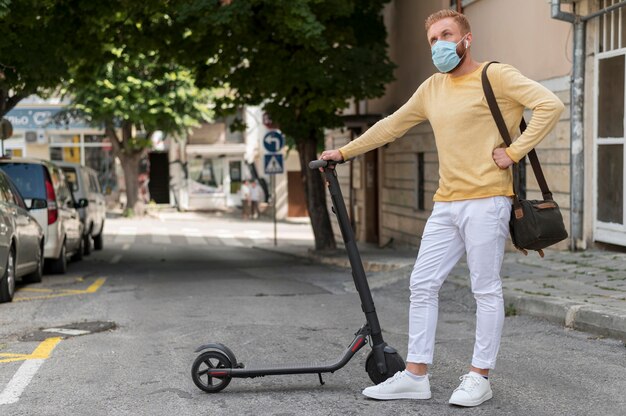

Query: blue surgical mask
[431,35,468,73]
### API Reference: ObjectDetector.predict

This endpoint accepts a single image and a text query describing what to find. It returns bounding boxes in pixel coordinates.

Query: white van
[57,162,106,254]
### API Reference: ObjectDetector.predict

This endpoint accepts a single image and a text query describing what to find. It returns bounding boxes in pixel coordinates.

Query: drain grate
[19,321,117,342]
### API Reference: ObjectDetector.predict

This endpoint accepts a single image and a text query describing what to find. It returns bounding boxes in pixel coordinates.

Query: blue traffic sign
[263,130,284,153]
[264,154,284,174]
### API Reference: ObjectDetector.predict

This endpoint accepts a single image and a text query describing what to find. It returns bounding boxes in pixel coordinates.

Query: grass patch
[542,283,556,289]
[505,304,517,317]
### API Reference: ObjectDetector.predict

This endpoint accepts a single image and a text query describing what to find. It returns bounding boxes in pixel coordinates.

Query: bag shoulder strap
[481,62,553,201]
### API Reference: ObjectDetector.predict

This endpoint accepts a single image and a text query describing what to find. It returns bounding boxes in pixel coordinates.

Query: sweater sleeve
[339,81,429,160]
[498,65,565,163]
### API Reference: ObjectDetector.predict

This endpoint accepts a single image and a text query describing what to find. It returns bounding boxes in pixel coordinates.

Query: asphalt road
[0,216,624,416]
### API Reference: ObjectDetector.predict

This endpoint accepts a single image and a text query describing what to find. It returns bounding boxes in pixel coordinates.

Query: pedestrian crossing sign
[264,154,284,174]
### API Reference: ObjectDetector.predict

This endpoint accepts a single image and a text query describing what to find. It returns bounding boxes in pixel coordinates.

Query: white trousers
[407,196,511,370]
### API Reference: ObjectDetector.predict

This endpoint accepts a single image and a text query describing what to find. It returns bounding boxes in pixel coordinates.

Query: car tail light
[45,177,58,225]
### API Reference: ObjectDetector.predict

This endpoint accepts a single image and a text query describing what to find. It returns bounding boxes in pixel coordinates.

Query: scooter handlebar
[309,159,349,170]
[308,159,331,170]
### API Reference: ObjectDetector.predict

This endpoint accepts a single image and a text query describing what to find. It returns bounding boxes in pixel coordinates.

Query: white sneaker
[362,371,432,400]
[448,372,493,407]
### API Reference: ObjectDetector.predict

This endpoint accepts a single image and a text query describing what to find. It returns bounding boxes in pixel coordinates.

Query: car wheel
[0,247,16,303]
[22,242,44,284]
[48,241,68,274]
[93,232,104,250]
[83,233,92,256]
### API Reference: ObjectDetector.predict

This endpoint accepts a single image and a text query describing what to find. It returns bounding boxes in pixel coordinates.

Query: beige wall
[465,0,572,81]
[369,0,573,116]
[368,0,449,115]
[25,143,50,159]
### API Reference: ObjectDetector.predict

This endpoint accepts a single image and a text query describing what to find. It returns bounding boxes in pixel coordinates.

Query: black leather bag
[482,62,568,256]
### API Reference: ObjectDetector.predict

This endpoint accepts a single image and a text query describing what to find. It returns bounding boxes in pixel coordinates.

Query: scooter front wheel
[365,350,406,384]
[191,351,232,393]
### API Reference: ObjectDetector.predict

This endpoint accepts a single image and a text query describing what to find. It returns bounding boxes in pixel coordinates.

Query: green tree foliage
[0,0,68,114]
[168,0,395,250]
[64,47,213,215]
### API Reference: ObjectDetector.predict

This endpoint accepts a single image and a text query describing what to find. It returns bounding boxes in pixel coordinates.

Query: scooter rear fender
[194,342,238,367]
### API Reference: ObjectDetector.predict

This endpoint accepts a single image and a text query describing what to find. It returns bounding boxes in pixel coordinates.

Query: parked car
[0,170,45,302]
[0,159,84,274]
[56,162,106,254]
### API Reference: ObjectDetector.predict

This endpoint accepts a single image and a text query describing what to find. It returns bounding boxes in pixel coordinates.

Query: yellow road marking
[0,338,62,364]
[17,288,55,293]
[14,278,106,302]
[86,277,106,293]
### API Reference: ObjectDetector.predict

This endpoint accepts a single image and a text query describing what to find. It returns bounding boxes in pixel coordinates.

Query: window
[89,173,101,193]
[598,55,625,138]
[52,168,72,206]
[188,157,223,194]
[62,168,79,192]
[597,145,623,224]
[0,164,46,199]
[599,0,626,53]
[595,12,626,245]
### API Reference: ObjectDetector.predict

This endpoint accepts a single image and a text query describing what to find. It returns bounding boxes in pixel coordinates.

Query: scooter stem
[322,168,387,351]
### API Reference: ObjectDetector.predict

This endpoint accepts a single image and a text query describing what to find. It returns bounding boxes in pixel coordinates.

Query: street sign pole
[272,175,277,246]
[263,129,284,247]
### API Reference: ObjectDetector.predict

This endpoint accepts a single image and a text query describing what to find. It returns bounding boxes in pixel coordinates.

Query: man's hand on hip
[492,148,514,169]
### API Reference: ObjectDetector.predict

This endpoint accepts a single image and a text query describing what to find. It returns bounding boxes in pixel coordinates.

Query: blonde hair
[425,9,471,34]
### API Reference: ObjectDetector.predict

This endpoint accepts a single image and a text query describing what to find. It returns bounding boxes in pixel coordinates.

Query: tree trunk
[119,153,143,215]
[297,138,336,251]
[105,120,147,216]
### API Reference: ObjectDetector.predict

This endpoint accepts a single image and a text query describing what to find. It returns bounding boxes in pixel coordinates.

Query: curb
[448,275,626,342]
[507,293,626,342]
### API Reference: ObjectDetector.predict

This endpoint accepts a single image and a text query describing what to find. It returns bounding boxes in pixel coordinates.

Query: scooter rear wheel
[191,351,232,393]
[365,350,406,384]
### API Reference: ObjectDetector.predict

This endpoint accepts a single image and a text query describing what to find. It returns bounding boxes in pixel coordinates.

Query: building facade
[181,106,307,219]
[4,97,120,206]
[328,0,626,250]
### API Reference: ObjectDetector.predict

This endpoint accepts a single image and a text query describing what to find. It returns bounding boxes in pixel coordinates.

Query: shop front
[184,144,247,211]
[4,104,120,206]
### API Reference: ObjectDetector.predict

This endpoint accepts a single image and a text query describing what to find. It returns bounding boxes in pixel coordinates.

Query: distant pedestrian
[250,180,261,219]
[320,9,563,408]
[240,180,251,219]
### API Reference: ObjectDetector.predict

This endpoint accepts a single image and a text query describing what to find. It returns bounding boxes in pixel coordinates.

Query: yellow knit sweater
[339,62,564,201]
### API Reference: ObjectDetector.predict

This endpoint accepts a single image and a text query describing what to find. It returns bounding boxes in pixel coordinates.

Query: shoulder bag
[481,61,568,257]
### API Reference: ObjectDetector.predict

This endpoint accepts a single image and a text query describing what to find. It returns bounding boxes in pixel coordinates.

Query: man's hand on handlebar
[318,150,344,171]
[320,149,344,162]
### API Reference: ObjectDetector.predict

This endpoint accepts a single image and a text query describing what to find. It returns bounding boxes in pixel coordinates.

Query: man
[320,9,563,407]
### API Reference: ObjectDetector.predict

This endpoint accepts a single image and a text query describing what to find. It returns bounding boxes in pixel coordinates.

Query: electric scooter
[191,159,405,393]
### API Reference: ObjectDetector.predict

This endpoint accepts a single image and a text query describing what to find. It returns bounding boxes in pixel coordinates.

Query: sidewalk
[256,236,626,343]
